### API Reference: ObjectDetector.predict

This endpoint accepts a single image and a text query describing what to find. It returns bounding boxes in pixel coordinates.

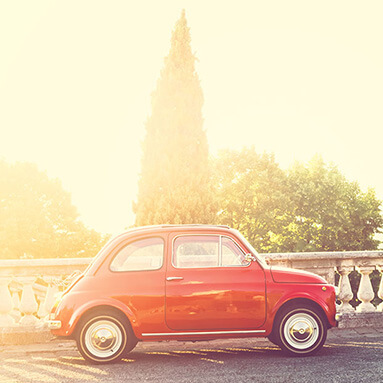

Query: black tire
[267,332,280,346]
[76,311,137,364]
[275,306,327,356]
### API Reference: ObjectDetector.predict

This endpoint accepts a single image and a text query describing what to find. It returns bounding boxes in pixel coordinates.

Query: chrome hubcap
[92,328,115,350]
[284,313,319,350]
[85,319,123,358]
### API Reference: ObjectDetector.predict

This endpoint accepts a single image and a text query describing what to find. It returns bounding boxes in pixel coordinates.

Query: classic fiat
[48,225,338,363]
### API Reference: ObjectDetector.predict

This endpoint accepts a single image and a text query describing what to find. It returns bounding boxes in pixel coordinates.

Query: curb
[338,312,383,329]
[0,338,77,357]
[0,326,53,346]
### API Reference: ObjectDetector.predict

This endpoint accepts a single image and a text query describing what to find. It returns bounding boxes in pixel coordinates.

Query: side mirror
[245,253,256,263]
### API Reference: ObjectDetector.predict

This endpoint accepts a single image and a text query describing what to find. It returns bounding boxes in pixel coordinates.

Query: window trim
[171,234,251,269]
[109,236,165,273]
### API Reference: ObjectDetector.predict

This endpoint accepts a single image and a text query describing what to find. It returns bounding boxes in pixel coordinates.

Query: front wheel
[276,306,327,356]
[76,312,137,364]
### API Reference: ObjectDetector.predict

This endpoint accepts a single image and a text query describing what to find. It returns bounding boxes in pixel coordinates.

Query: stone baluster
[0,277,15,326]
[377,265,383,312]
[37,296,45,319]
[356,266,376,313]
[11,292,21,323]
[19,277,39,326]
[337,266,354,312]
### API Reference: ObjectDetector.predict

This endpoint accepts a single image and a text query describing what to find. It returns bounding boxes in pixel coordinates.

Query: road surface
[1,329,383,383]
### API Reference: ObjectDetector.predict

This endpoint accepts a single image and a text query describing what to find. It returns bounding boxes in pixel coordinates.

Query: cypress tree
[134,10,215,226]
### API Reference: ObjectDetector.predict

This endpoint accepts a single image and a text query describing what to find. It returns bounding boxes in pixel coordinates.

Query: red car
[48,225,338,363]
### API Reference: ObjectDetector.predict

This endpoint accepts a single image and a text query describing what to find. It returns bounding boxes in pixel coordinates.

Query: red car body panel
[51,226,337,341]
[270,267,327,284]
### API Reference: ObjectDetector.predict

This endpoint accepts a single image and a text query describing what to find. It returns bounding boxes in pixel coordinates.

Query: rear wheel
[275,306,327,356]
[76,311,137,364]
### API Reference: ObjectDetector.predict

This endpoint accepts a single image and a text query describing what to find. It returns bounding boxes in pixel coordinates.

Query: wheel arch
[271,297,330,334]
[67,301,138,338]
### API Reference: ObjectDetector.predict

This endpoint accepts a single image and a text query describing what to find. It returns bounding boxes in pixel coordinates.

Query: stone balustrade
[0,251,382,332]
[0,258,92,328]
[263,250,383,316]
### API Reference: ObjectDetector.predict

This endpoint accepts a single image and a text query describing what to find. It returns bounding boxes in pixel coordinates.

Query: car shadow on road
[59,342,340,367]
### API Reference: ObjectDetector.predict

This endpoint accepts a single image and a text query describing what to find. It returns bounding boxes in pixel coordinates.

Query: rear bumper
[47,320,62,330]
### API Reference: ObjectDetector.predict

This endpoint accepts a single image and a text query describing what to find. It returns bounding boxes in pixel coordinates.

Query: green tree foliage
[0,160,109,259]
[272,155,383,252]
[214,148,291,252]
[134,11,215,225]
[215,150,383,252]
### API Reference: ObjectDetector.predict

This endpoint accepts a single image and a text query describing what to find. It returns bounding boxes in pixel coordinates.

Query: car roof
[122,224,231,235]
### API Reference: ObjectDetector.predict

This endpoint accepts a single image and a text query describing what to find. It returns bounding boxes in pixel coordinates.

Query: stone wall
[0,251,382,344]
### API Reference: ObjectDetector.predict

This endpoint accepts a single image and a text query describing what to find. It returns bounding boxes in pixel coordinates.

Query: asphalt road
[1,333,383,383]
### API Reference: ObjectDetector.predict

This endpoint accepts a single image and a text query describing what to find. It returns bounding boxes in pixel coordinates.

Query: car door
[107,235,167,333]
[165,233,266,331]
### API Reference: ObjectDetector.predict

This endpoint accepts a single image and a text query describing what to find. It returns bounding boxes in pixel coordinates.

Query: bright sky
[1,1,383,235]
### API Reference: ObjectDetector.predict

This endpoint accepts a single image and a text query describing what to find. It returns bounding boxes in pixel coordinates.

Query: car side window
[173,236,219,268]
[110,237,164,272]
[173,235,249,268]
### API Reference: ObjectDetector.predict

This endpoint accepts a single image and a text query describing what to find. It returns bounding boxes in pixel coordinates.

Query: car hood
[270,266,327,284]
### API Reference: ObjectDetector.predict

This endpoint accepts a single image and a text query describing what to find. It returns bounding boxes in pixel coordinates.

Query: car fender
[65,297,139,337]
[269,289,335,326]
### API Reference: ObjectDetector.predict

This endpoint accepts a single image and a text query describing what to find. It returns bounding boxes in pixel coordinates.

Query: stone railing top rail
[0,257,93,277]
[262,250,383,263]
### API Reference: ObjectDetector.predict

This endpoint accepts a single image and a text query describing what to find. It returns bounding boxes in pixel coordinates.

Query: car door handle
[166,277,184,281]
